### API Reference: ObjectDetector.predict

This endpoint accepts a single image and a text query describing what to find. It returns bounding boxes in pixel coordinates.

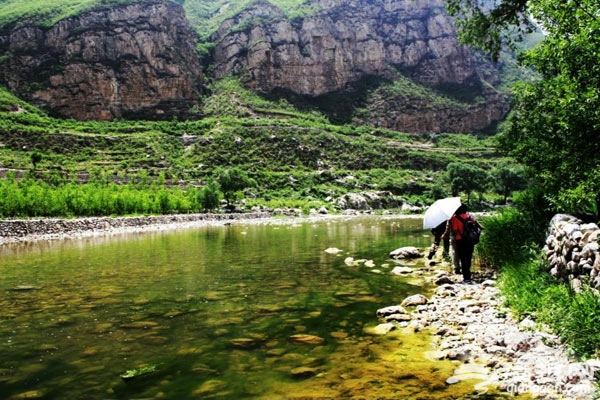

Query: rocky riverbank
[0,211,417,246]
[0,212,284,245]
[377,261,599,399]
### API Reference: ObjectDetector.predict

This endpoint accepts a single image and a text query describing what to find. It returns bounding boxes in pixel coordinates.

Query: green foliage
[0,0,133,28]
[558,288,600,356]
[500,259,600,358]
[214,167,255,204]
[0,176,220,217]
[498,259,561,318]
[443,0,533,61]
[476,207,544,268]
[445,162,490,203]
[491,161,528,203]
[452,0,600,220]
[30,152,42,170]
[181,0,315,40]
[549,168,600,218]
[199,180,221,211]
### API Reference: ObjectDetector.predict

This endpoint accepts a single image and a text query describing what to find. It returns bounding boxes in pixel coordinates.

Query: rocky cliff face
[0,1,202,120]
[210,0,509,133]
[0,0,509,133]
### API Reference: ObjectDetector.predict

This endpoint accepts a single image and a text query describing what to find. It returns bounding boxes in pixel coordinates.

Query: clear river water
[0,215,498,399]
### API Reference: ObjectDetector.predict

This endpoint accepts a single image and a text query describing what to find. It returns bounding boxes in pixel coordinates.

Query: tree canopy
[446,0,600,218]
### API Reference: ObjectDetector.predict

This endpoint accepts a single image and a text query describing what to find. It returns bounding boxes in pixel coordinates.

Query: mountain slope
[0,0,511,133]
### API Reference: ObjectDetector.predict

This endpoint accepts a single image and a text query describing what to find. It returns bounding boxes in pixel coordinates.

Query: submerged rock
[229,338,263,349]
[389,246,422,259]
[120,321,160,329]
[192,379,228,397]
[9,285,37,291]
[364,323,397,336]
[401,294,428,306]
[324,247,343,254]
[289,334,325,345]
[291,366,318,378]
[391,266,413,275]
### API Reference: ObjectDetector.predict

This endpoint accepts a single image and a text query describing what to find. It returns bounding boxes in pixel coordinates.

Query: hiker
[441,204,482,283]
[427,221,450,260]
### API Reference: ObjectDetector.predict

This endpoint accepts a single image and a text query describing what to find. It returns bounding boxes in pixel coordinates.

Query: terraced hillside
[0,78,507,214]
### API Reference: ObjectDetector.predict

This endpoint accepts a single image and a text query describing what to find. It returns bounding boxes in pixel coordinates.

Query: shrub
[476,207,544,269]
[199,180,221,211]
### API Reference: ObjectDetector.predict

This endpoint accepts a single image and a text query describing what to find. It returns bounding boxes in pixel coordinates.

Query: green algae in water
[120,364,160,380]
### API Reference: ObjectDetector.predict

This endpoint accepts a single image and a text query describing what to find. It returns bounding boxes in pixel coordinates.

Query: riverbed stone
[289,334,325,345]
[229,338,262,349]
[391,266,413,275]
[10,390,45,399]
[192,379,229,397]
[9,285,37,291]
[121,321,160,329]
[330,331,349,340]
[401,294,428,306]
[389,246,421,259]
[291,366,318,378]
[364,323,396,336]
[376,305,407,317]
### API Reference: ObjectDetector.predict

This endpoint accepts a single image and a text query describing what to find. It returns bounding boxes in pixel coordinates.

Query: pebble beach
[379,262,599,399]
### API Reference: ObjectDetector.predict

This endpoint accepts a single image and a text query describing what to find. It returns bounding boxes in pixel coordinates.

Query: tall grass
[476,206,544,268]
[480,207,600,358]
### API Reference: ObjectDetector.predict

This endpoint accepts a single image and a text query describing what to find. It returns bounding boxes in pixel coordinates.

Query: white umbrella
[422,197,462,229]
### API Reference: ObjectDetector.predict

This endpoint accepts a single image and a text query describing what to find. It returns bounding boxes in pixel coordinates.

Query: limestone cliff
[210,0,509,133]
[0,1,202,120]
[0,0,510,133]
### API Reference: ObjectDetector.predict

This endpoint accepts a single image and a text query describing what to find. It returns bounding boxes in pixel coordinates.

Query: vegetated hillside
[0,77,506,211]
[0,0,513,133]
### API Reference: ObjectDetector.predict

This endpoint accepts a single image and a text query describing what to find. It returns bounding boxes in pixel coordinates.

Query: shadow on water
[0,216,521,399]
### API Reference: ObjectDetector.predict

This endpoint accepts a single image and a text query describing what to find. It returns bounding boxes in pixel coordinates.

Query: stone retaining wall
[544,214,600,290]
[0,213,272,239]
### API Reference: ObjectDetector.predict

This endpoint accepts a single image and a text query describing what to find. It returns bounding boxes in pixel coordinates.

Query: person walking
[427,220,450,260]
[441,204,482,283]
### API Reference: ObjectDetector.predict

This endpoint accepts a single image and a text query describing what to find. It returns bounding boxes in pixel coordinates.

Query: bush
[199,180,221,211]
[476,207,545,268]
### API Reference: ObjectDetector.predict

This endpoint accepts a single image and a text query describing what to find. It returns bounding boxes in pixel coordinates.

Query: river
[0,215,497,399]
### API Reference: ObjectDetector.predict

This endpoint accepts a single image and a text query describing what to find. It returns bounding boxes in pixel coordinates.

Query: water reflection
[0,215,494,399]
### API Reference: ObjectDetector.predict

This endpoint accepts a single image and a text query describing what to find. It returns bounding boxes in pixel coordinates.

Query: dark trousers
[455,239,474,281]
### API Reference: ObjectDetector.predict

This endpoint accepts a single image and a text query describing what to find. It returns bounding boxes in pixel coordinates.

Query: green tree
[215,167,255,207]
[446,162,489,204]
[31,152,42,170]
[446,0,600,218]
[199,180,221,211]
[492,162,528,204]
[444,0,532,61]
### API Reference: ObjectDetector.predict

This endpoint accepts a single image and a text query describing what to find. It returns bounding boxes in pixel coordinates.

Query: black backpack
[456,214,481,245]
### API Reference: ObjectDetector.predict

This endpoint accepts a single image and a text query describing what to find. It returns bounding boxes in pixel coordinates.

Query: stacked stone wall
[544,214,600,290]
